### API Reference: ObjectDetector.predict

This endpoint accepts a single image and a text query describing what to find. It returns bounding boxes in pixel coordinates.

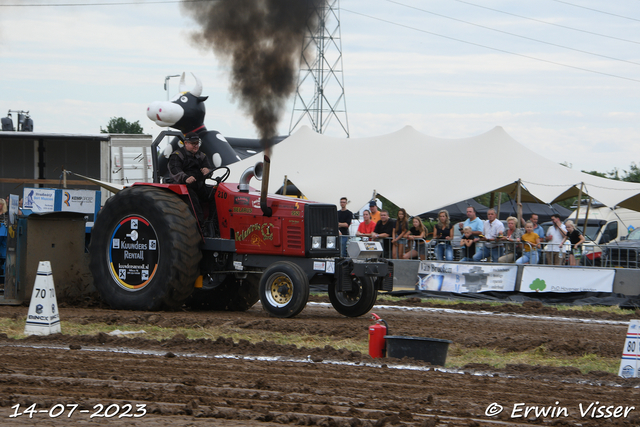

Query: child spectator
[403,217,427,260]
[516,221,540,264]
[459,226,476,261]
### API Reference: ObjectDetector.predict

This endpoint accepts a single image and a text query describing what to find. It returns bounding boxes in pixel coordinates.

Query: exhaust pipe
[238,161,263,192]
[260,147,272,217]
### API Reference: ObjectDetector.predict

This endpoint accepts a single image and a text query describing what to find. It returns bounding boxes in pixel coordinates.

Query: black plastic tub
[384,336,452,366]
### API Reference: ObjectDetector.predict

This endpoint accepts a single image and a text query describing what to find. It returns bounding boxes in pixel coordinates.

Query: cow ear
[197,96,209,102]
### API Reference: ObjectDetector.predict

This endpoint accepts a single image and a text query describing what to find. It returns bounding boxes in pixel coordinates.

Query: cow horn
[178,72,187,93]
[190,73,203,97]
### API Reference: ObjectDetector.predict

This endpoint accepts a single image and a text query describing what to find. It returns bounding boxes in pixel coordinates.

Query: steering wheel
[205,166,230,185]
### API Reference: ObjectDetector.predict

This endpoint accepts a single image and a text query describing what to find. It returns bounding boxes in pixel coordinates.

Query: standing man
[458,206,483,238]
[372,209,394,258]
[168,132,217,236]
[337,197,352,257]
[369,201,381,223]
[473,208,505,262]
[544,214,567,265]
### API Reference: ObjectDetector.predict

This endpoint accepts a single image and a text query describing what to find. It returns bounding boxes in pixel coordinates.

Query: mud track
[1,298,639,426]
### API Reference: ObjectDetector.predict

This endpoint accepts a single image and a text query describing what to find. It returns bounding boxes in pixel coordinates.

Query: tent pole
[283,175,288,196]
[574,182,583,224]
[496,192,502,219]
[489,192,495,210]
[583,195,592,236]
[516,180,522,228]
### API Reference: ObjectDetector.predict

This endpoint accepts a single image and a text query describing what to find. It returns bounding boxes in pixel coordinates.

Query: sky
[0,0,639,174]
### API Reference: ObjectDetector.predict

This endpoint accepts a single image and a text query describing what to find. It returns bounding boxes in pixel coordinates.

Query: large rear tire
[259,261,309,318]
[329,276,378,317]
[188,275,260,311]
[89,186,202,310]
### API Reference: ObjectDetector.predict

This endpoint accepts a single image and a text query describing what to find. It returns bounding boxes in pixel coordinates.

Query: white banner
[619,320,640,378]
[417,262,517,293]
[23,188,55,213]
[61,189,96,214]
[520,266,614,293]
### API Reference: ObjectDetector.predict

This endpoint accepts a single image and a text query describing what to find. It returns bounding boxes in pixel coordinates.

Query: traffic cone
[24,261,61,336]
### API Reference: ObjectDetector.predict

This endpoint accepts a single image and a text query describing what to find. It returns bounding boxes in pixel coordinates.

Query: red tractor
[89,131,393,318]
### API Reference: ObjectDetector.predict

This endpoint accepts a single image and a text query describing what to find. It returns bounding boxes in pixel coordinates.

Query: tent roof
[419,199,488,222]
[497,201,572,222]
[227,126,640,215]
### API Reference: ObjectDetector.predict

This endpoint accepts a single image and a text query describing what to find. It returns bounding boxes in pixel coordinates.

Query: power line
[341,7,640,84]
[550,0,640,23]
[385,0,640,67]
[450,0,640,46]
[0,0,211,6]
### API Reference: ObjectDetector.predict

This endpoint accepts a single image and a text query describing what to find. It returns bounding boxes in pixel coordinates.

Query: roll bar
[151,131,184,184]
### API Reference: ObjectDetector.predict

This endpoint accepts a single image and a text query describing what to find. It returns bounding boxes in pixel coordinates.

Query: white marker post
[24,261,61,336]
[619,319,640,378]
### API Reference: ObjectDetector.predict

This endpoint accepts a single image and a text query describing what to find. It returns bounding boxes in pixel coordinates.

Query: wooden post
[282,175,288,196]
[516,180,522,228]
[574,182,583,224]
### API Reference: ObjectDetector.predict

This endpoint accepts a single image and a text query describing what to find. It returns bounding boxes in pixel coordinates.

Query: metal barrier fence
[342,236,639,269]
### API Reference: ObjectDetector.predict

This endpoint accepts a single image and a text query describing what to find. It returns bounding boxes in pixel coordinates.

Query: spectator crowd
[338,199,584,265]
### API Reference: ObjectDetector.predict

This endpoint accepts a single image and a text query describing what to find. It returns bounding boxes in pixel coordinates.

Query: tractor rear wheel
[328,275,378,317]
[259,261,309,318]
[188,274,260,311]
[89,186,202,310]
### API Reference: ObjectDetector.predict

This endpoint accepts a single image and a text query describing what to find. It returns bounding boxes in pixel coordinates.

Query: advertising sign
[619,320,640,378]
[61,189,97,214]
[22,188,55,213]
[520,266,614,293]
[417,262,517,293]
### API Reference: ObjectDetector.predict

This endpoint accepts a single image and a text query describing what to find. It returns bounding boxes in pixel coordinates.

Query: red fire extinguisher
[368,313,389,358]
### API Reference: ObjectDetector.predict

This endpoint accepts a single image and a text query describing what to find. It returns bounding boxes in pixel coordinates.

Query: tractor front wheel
[328,275,378,317]
[259,261,309,318]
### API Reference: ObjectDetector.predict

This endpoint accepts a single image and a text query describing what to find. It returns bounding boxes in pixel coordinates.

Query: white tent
[227,126,640,215]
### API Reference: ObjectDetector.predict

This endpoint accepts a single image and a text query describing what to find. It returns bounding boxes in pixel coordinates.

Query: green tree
[622,163,640,183]
[101,117,144,134]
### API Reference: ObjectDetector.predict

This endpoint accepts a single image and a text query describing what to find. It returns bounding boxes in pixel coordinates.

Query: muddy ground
[1,297,639,426]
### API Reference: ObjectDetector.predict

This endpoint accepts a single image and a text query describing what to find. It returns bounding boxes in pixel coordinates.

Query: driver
[168,131,218,236]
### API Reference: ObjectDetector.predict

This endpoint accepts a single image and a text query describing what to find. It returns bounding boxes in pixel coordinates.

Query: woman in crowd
[498,216,524,263]
[403,217,427,260]
[515,221,540,264]
[392,208,409,259]
[562,220,585,266]
[433,209,453,261]
[0,198,7,225]
[356,210,376,238]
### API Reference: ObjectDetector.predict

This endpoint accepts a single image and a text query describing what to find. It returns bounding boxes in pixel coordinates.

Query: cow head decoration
[147,72,208,133]
[147,72,241,178]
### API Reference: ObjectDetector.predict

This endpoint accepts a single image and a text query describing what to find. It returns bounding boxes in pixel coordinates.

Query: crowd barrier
[341,236,639,270]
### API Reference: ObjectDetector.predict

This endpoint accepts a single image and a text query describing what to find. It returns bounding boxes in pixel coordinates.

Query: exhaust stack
[238,162,263,193]
[260,148,272,217]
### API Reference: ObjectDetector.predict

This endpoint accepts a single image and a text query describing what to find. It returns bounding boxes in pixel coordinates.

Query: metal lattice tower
[289,0,349,137]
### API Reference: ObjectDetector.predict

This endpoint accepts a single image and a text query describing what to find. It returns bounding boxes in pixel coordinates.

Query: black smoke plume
[181,0,327,142]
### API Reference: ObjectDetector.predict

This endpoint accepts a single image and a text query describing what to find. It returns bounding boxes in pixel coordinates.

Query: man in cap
[369,200,381,223]
[168,131,217,236]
